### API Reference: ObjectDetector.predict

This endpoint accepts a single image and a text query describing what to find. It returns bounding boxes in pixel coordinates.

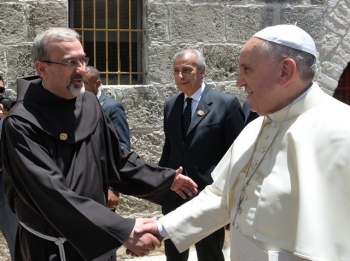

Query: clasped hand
[123,167,197,257]
[123,217,162,257]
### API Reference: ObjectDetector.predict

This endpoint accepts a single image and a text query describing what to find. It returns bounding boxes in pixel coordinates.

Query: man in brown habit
[1,27,197,261]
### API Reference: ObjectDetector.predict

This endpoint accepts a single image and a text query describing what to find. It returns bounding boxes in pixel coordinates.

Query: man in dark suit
[159,49,245,261]
[242,99,259,125]
[84,66,130,150]
[84,66,130,209]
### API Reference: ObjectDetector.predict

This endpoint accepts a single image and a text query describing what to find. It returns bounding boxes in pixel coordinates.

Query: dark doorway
[333,62,350,105]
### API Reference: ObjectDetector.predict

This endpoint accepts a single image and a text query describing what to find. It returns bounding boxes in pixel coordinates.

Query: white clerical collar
[96,90,102,99]
[268,83,313,122]
[184,82,205,102]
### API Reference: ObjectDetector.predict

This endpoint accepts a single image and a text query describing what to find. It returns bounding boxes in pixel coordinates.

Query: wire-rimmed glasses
[41,57,89,70]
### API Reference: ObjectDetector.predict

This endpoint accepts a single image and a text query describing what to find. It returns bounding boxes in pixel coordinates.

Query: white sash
[20,222,67,261]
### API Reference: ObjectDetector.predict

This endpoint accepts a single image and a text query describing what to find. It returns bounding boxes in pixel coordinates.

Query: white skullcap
[253,24,316,57]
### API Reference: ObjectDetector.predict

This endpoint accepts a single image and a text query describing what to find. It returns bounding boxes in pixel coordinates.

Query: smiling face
[236,38,283,116]
[173,51,205,96]
[35,38,86,100]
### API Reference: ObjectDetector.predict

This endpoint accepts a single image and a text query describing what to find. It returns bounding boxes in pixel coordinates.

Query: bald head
[84,66,102,95]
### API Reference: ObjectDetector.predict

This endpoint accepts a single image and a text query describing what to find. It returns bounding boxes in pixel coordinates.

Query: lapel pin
[197,110,205,116]
[60,133,68,141]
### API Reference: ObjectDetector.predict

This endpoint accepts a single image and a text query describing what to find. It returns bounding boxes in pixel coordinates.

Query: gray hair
[173,49,206,69]
[258,40,316,81]
[85,66,101,79]
[32,27,81,63]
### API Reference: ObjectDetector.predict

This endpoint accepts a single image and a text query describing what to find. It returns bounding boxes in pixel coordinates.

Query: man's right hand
[134,218,161,237]
[123,218,162,257]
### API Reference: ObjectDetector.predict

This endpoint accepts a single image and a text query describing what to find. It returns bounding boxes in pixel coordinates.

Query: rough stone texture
[280,7,325,44]
[130,131,165,164]
[118,85,164,130]
[0,3,25,45]
[326,2,350,36]
[116,195,162,219]
[117,245,165,261]
[0,47,6,80]
[101,86,122,102]
[310,0,325,4]
[7,45,35,88]
[321,61,344,80]
[0,235,10,261]
[153,83,180,100]
[333,47,350,68]
[203,44,242,82]
[326,0,339,9]
[169,4,225,43]
[226,5,275,43]
[331,53,350,70]
[27,1,68,41]
[254,0,302,2]
[212,82,247,104]
[320,32,341,60]
[318,73,340,92]
[147,3,169,42]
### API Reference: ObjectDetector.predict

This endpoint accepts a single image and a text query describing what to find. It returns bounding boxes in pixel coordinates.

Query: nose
[178,71,185,79]
[236,73,245,88]
[75,63,86,74]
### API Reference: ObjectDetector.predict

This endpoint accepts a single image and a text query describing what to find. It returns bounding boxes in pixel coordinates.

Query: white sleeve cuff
[155,220,169,240]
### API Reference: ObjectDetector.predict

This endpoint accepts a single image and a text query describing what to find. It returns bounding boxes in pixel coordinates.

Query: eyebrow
[62,55,87,60]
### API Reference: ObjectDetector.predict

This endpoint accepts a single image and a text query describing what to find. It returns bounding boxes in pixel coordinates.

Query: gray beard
[69,83,85,97]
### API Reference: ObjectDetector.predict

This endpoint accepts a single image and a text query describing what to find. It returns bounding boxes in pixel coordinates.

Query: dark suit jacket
[99,94,131,150]
[159,84,245,214]
[242,99,259,126]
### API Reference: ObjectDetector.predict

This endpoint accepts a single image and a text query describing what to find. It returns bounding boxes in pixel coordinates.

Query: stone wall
[0,0,350,222]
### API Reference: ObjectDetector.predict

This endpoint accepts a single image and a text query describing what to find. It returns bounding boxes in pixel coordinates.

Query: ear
[34,61,47,78]
[96,79,102,88]
[200,66,206,77]
[279,58,296,86]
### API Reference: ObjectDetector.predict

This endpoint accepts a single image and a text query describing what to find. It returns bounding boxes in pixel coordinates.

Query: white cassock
[160,83,350,261]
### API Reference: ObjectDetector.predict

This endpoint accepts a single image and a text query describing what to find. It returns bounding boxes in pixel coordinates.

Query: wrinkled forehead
[46,38,84,57]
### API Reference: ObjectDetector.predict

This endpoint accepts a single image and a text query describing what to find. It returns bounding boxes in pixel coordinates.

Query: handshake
[123,166,198,257]
[123,217,164,257]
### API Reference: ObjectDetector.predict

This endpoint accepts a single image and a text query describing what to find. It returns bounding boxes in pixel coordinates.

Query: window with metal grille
[69,0,145,85]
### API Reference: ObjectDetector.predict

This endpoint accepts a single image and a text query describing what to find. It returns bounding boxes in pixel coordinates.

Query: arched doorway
[333,62,350,105]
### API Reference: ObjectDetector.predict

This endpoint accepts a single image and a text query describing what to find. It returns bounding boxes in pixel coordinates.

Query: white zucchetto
[253,24,316,57]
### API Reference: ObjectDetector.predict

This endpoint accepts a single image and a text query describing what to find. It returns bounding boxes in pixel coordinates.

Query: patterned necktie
[182,97,192,138]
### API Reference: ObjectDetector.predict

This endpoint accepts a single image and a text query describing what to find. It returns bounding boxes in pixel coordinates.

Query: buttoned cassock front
[160,83,350,261]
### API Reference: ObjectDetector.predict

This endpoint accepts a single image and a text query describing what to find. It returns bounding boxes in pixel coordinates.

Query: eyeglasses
[41,57,89,70]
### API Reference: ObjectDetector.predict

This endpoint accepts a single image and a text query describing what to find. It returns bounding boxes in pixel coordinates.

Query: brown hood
[7,76,100,144]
